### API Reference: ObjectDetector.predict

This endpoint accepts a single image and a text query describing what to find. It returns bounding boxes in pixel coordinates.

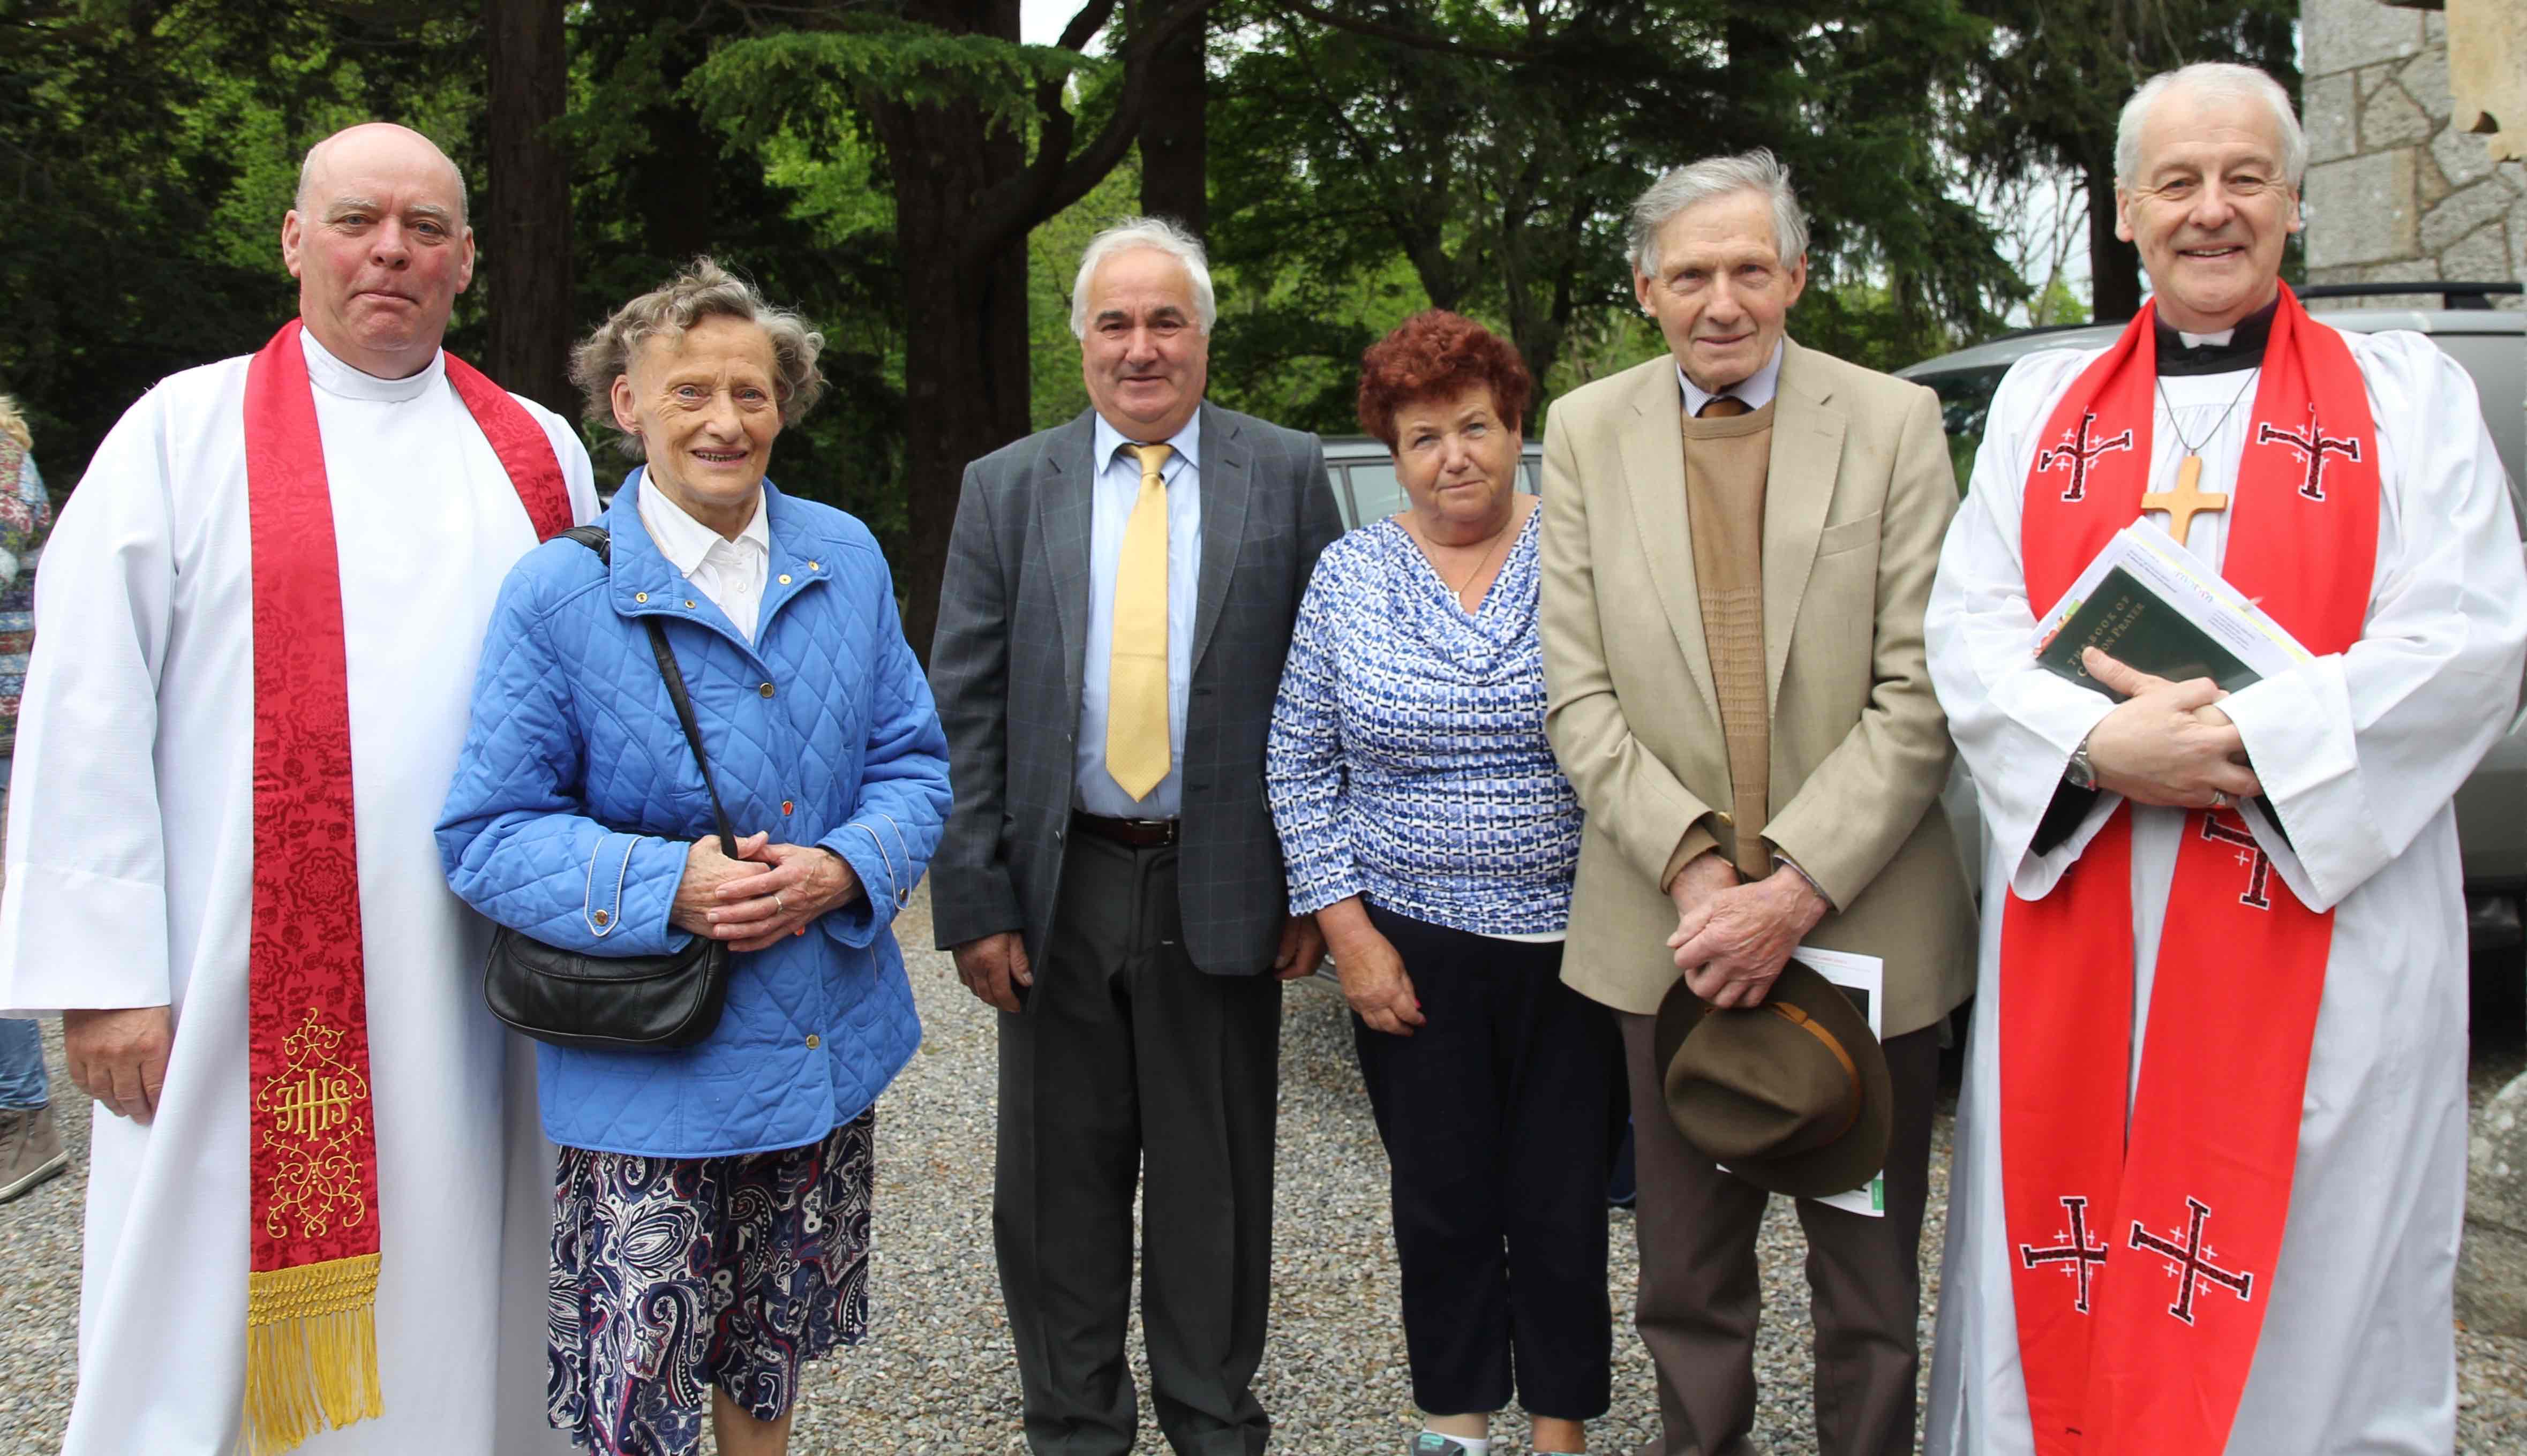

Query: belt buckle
[1127,817,1175,845]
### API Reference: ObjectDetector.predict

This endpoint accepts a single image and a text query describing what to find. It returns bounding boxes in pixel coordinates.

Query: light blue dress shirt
[1676,339,1785,414]
[1076,410,1203,817]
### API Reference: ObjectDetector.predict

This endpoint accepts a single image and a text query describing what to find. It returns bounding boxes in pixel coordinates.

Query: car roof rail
[1981,321,2104,345]
[2297,281,2524,311]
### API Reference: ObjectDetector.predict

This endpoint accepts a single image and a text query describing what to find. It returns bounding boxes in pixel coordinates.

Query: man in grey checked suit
[929,216,1340,1455]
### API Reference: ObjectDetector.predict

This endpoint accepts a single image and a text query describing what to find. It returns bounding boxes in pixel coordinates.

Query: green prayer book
[2034,564,2262,697]
[2029,525,2313,846]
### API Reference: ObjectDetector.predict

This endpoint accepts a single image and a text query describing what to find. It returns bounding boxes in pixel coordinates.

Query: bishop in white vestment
[1923,64,2527,1456]
[0,125,595,1453]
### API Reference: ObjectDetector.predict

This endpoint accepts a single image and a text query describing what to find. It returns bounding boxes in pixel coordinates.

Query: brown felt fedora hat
[1652,957,1892,1200]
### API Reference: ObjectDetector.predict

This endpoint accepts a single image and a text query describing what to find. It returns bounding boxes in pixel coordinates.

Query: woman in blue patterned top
[1267,312,1622,1456]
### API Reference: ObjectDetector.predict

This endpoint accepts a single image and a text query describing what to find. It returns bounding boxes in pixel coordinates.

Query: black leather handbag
[482,526,744,1051]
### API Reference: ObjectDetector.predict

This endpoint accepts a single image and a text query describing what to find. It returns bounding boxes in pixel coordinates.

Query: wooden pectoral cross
[2142,456,2230,546]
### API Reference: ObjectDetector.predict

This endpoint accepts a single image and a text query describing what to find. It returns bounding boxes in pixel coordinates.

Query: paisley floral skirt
[547,1111,876,1454]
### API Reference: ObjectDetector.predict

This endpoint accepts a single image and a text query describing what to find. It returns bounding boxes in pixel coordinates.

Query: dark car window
[1916,367,2010,493]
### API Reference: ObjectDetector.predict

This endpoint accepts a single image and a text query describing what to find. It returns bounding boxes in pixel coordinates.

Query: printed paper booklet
[2030,523,2313,690]
[2029,523,2311,841]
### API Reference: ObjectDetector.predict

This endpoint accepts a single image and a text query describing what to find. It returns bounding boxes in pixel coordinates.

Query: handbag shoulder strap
[565,527,745,855]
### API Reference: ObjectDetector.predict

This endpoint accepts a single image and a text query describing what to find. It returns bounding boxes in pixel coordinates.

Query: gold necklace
[1418,507,1518,603]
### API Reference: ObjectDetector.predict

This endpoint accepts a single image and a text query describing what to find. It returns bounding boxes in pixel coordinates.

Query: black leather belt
[1071,811,1180,848]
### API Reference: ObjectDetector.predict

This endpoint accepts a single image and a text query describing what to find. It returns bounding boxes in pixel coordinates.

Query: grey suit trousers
[993,832,1282,1456]
[1616,1011,1941,1456]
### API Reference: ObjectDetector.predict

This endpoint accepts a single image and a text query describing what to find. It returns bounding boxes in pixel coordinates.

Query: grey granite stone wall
[2302,0,2524,310]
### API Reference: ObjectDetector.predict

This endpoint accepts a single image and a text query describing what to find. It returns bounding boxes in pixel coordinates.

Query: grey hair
[294,128,471,227]
[571,257,828,459]
[0,396,28,452]
[1067,216,1218,338]
[2116,63,2307,187]
[1626,149,1810,276]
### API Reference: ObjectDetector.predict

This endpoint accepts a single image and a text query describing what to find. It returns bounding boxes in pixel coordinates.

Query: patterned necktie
[1107,442,1174,801]
[1697,395,1750,418]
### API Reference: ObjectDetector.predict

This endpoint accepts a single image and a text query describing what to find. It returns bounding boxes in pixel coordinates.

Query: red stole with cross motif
[1999,283,2380,1455]
[240,320,570,1455]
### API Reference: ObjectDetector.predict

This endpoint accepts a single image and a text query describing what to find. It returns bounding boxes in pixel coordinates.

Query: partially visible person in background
[0,394,64,1205]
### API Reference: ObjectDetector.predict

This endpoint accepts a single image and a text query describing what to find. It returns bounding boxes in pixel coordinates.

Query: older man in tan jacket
[1539,150,1974,1456]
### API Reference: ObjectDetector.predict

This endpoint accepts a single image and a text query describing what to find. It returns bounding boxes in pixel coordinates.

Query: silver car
[1897,285,2527,967]
[1317,435,1546,522]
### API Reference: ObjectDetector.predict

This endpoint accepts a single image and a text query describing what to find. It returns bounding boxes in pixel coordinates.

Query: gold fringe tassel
[243,1253,383,1456]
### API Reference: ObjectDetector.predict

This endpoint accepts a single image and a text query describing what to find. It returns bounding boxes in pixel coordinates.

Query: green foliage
[2029,274,2091,328]
[1027,161,1142,431]
[1959,0,2300,182]
[7,0,2223,534]
[1205,250,1434,437]
[1207,0,2020,424]
[0,0,469,481]
[1954,0,2301,312]
[565,1,916,538]
[693,24,1101,146]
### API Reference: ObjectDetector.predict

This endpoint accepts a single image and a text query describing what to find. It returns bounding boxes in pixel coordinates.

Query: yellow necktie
[1107,443,1174,801]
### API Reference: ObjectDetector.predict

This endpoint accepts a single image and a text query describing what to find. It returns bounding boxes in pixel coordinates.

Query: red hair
[1355,311,1532,448]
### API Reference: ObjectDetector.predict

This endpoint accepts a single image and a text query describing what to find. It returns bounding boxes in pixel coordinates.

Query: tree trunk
[635,36,719,267]
[1136,0,1207,235]
[2085,156,2143,322]
[873,2,1032,661]
[873,0,1195,657]
[482,0,574,414]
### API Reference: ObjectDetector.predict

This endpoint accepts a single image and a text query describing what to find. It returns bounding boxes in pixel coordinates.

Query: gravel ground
[4,891,2525,1453]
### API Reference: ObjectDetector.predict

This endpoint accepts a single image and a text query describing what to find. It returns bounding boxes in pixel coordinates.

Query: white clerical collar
[2177,325,2237,348]
[1676,340,1785,416]
[297,327,444,405]
[636,467,770,575]
[1093,409,1202,474]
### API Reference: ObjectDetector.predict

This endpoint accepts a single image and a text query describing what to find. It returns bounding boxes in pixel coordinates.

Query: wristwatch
[2065,733,2099,791]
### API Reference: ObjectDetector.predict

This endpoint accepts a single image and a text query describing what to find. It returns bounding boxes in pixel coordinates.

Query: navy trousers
[1352,903,1627,1420]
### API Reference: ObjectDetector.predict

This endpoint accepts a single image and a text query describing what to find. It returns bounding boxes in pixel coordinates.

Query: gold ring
[774,894,786,914]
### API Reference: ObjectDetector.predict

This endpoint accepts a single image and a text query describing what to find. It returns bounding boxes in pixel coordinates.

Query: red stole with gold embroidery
[1998,283,2381,1454]
[240,320,569,1454]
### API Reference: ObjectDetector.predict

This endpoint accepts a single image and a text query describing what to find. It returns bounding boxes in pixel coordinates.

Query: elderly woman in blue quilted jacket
[437,257,949,1456]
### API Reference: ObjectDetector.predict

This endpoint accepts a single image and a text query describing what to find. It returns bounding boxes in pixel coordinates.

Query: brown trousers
[1616,1012,1941,1456]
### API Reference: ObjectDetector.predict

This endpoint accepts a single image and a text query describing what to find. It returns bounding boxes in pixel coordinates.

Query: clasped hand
[1667,853,1829,1010]
[2080,647,2263,810]
[669,831,862,954]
